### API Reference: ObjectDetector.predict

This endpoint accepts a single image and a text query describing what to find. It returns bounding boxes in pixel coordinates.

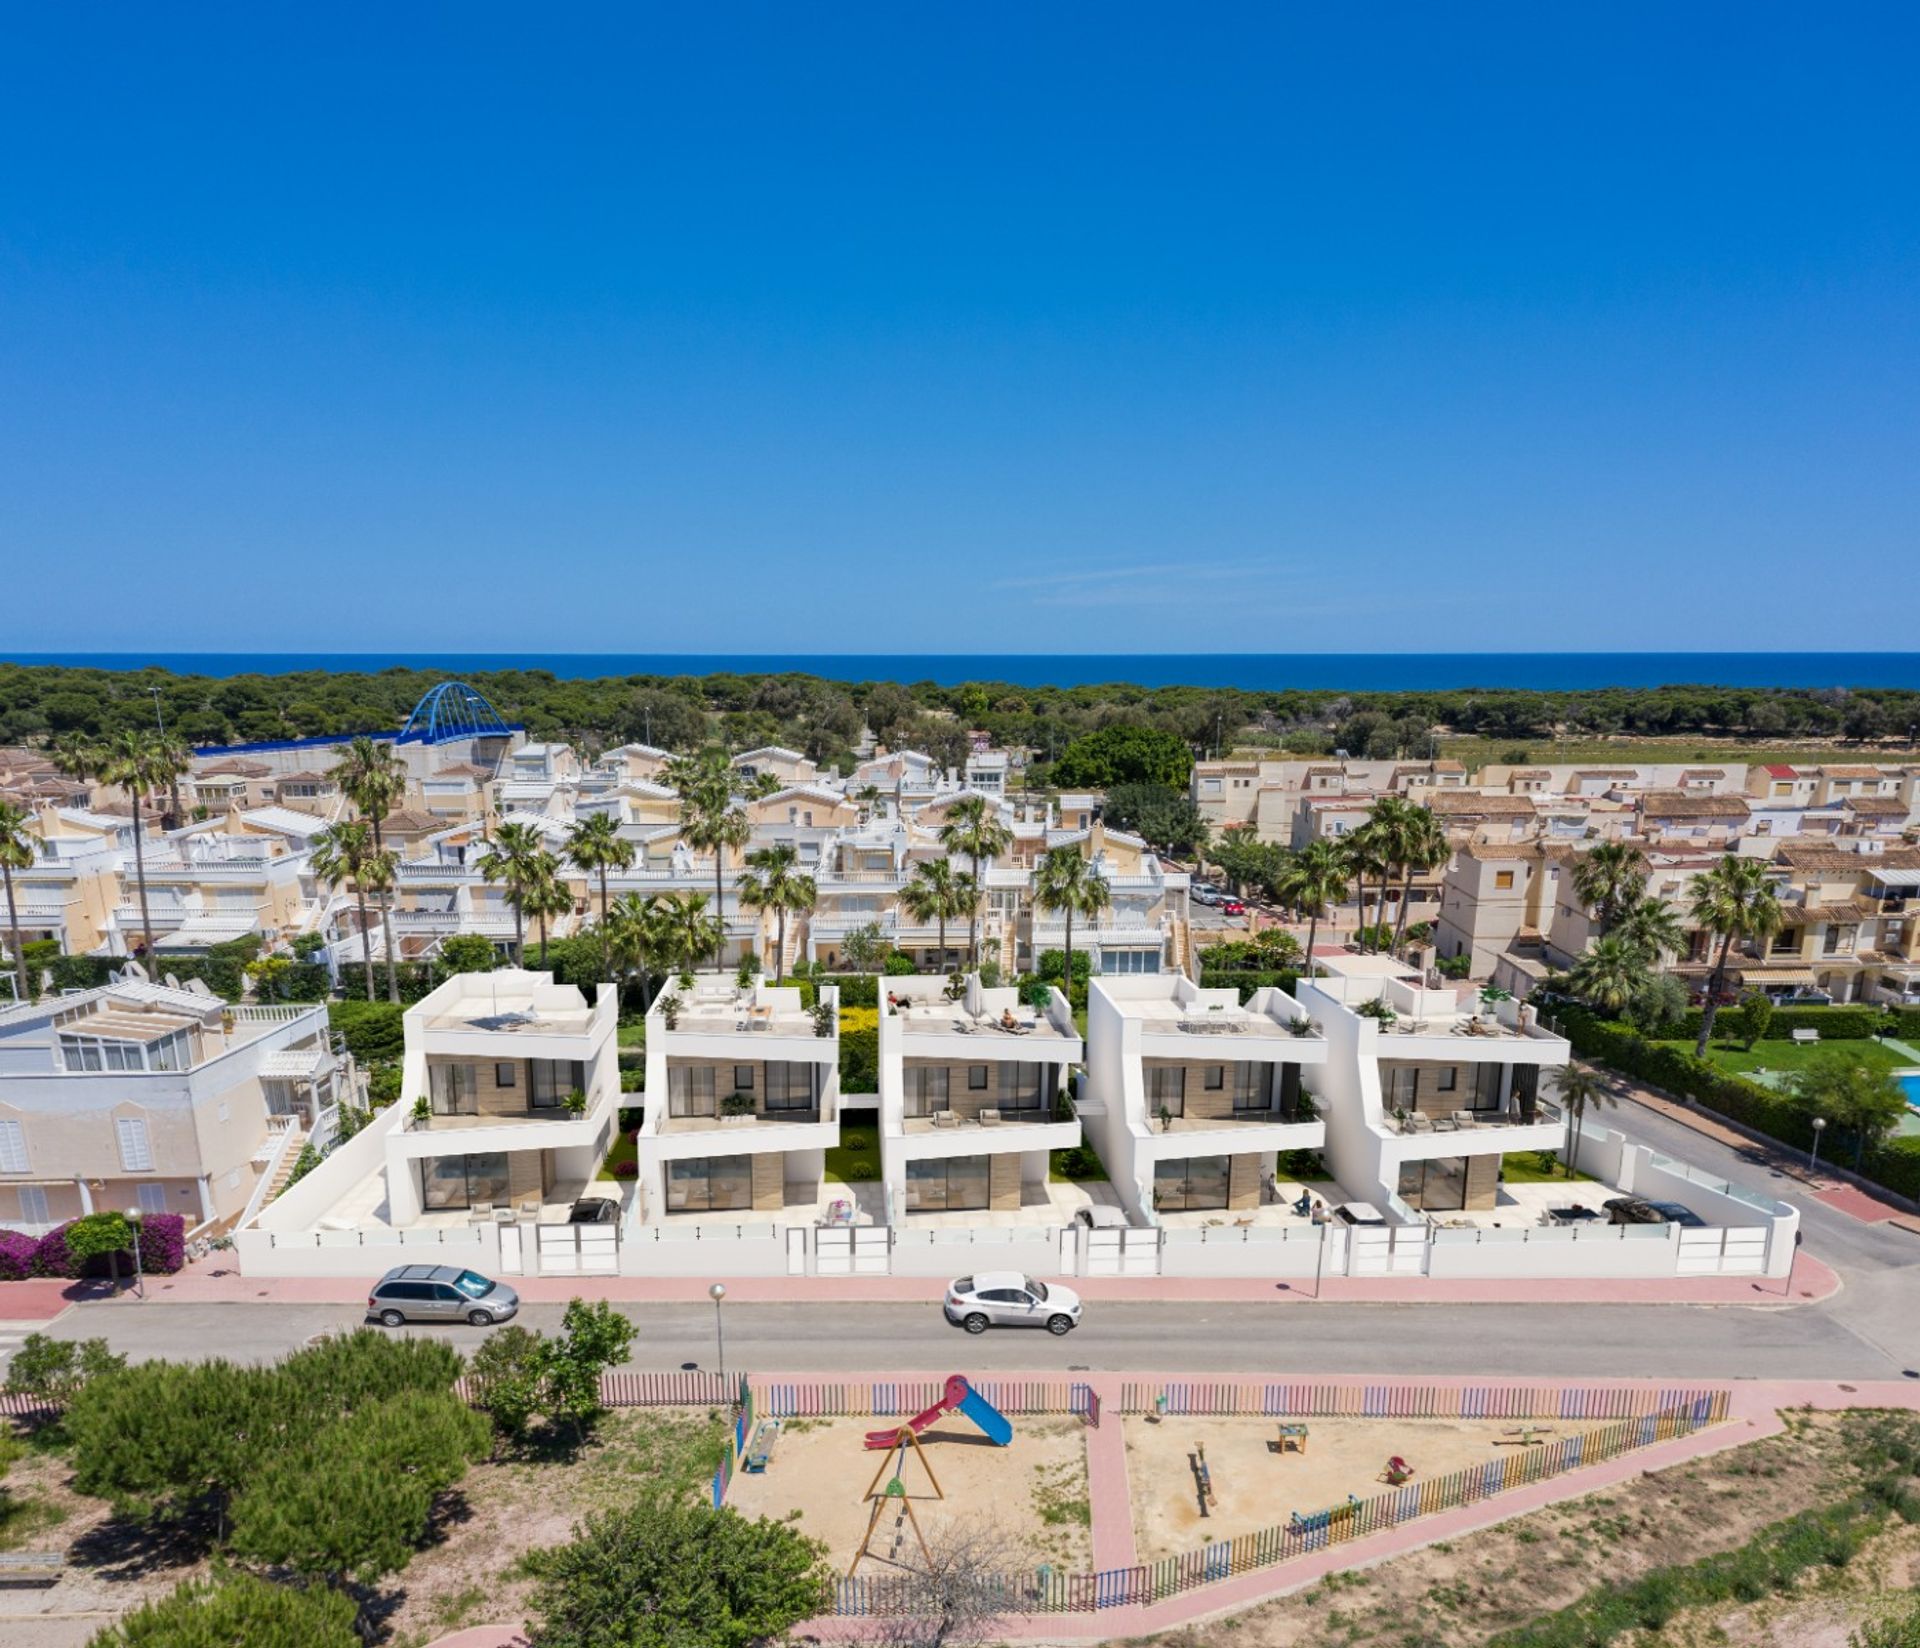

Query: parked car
[1603,1196,1707,1229]
[1071,1204,1130,1230]
[568,1196,621,1224]
[945,1271,1082,1335]
[1219,899,1246,916]
[1331,1201,1387,1226]
[368,1264,520,1328]
[1191,889,1222,907]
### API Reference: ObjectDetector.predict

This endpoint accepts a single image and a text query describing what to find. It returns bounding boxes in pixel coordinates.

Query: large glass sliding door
[905,1154,990,1211]
[1153,1155,1229,1212]
[428,1063,478,1117]
[1397,1155,1468,1211]
[904,1066,948,1119]
[666,1156,752,1212]
[420,1153,509,1211]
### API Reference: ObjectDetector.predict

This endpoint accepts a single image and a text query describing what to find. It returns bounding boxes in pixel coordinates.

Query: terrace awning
[1737,967,1818,985]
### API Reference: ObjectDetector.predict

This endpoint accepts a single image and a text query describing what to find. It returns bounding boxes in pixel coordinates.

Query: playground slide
[863,1375,1012,1449]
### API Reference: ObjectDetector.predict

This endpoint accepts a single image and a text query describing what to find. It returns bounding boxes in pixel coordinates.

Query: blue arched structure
[396,681,515,746]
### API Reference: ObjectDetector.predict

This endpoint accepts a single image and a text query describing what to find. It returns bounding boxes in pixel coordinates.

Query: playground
[1123,1412,1617,1562]
[724,1388,1094,1574]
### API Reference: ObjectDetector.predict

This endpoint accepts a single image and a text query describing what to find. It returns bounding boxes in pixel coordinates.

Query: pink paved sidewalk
[0,1279,85,1321]
[23,1251,1839,1311]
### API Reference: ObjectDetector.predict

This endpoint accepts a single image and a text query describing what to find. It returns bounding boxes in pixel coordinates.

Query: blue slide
[955,1384,1013,1446]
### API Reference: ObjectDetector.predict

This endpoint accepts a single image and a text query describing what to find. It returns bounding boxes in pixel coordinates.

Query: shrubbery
[0,1228,38,1280]
[26,1214,187,1281]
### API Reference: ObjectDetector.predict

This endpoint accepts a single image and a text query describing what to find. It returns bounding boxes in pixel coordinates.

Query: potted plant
[562,1088,588,1117]
[676,970,695,991]
[811,999,835,1038]
[1286,1015,1317,1039]
[409,1094,431,1128]
[220,1007,236,1037]
[721,1091,756,1122]
[1356,996,1398,1027]
[1156,1102,1172,1133]
[736,955,761,990]
[942,972,967,1004]
[660,995,680,1031]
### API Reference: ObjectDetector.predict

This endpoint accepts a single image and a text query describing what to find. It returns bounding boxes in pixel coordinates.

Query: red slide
[864,1375,972,1449]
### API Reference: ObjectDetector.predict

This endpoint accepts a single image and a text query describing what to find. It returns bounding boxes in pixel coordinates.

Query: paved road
[25,1090,1919,1383]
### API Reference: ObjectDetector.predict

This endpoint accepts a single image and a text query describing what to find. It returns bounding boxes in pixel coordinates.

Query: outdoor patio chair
[931,1109,958,1128]
[1406,1113,1434,1133]
[468,1201,495,1225]
[979,1108,1002,1126]
[1451,1110,1479,1128]
[517,1196,541,1220]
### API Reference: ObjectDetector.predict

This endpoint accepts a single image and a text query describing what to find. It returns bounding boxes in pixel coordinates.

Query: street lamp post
[149,688,166,734]
[1808,1116,1827,1176]
[709,1282,727,1382]
[124,1209,144,1300]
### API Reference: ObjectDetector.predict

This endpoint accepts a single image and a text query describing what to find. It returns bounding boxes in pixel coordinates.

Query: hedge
[1558,1008,1920,1202]
[1680,1004,1891,1043]
[840,1027,878,1094]
[327,1000,406,1066]
[30,1213,188,1280]
[1199,967,1302,1005]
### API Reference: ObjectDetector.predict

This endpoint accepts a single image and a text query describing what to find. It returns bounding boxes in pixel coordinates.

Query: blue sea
[7,652,1920,692]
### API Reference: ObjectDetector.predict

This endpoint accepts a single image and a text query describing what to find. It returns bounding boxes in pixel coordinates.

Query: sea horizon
[6,651,1920,693]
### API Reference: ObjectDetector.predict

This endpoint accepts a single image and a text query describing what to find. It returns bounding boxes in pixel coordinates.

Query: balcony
[1383,1097,1564,1136]
[656,1095,837,1136]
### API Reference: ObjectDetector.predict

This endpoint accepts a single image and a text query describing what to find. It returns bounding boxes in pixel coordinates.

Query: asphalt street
[21,1094,1920,1384]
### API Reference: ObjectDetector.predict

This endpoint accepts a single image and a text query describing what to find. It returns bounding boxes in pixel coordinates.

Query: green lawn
[597,1125,638,1182]
[824,1117,881,1183]
[1049,1145,1109,1183]
[617,1020,646,1048]
[1656,1037,1914,1081]
[1501,1150,1592,1185]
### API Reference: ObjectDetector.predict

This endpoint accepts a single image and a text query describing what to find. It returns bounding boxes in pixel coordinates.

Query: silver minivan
[945,1270,1083,1335]
[368,1264,520,1328]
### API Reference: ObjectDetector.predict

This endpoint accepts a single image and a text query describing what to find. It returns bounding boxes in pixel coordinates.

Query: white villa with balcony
[1299,953,1571,1218]
[638,976,841,1220]
[0,982,343,1236]
[378,970,618,1225]
[1082,975,1329,1226]
[878,974,1082,1222]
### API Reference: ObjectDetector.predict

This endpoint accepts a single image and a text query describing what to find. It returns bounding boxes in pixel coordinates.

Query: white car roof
[962,1270,1030,1291]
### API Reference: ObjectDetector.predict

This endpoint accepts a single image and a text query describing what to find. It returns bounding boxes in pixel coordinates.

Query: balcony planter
[563,1088,589,1117]
[409,1095,431,1130]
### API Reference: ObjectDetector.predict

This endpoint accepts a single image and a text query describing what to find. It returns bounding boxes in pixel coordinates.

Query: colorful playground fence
[755,1377,1100,1425]
[828,1388,1729,1617]
[1118,1380,1730,1424]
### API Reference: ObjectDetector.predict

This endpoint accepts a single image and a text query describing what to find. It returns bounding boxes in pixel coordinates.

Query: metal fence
[755,1377,1099,1422]
[1117,1380,1728,1423]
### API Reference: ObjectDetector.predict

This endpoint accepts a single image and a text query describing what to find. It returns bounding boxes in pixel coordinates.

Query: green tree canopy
[525,1498,833,1648]
[86,1573,360,1648]
[1050,724,1194,789]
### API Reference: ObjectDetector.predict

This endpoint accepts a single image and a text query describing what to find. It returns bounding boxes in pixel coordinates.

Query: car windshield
[1024,1277,1048,1301]
[452,1271,495,1299]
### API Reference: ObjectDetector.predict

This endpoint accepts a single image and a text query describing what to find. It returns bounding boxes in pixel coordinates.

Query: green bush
[1678,1004,1889,1042]
[326,1001,405,1066]
[1559,1008,1920,1201]
[839,1027,878,1094]
[816,973,877,1007]
[1198,966,1301,1004]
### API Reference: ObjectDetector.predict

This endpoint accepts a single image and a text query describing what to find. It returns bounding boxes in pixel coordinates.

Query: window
[494,1063,517,1088]
[1494,871,1515,890]
[669,1065,717,1118]
[733,1066,756,1094]
[0,1120,27,1174]
[1232,1063,1275,1113]
[1204,1066,1226,1091]
[1147,1066,1186,1116]
[429,1063,477,1116]
[1436,1067,1458,1093]
[420,1153,509,1211]
[666,1156,752,1212]
[530,1059,586,1108]
[117,1118,153,1172]
[137,1183,168,1216]
[905,1066,948,1118]
[16,1185,49,1227]
[1153,1155,1229,1211]
[764,1063,816,1114]
[1398,1156,1469,1211]
[967,1065,989,1091]
[997,1062,1044,1113]
[905,1154,990,1212]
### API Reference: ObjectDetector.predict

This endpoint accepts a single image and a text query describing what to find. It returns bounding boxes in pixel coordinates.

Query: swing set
[848,1424,946,1576]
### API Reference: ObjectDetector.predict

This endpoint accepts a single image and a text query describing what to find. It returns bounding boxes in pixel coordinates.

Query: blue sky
[2,5,1915,655]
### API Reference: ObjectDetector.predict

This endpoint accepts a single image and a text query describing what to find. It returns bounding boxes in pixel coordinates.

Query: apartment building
[637,977,840,1219]
[0,982,342,1235]
[119,829,313,956]
[878,975,1082,1221]
[1300,954,1571,1216]
[1082,975,1327,1224]
[0,806,128,963]
[380,970,618,1224]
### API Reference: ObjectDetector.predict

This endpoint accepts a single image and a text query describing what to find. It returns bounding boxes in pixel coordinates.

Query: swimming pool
[1902,1072,1920,1112]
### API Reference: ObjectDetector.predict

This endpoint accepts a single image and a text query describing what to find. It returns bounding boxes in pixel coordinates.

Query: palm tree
[0,802,36,1004]
[1274,838,1349,976]
[667,750,751,971]
[1551,1061,1615,1179]
[1034,846,1112,997]
[89,731,189,961]
[898,859,974,975]
[566,813,635,981]
[1390,805,1448,955]
[655,891,724,980]
[521,850,574,969]
[1570,842,1651,937]
[1689,854,1785,1056]
[310,820,383,1000]
[478,821,548,967]
[1611,893,1687,966]
[735,844,817,983]
[938,796,1012,967]
[1340,824,1390,950]
[604,892,679,1009]
[155,733,193,830]
[332,737,409,1003]
[1566,934,1651,1015]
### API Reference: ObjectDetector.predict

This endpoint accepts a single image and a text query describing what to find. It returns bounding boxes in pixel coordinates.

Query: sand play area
[1125,1413,1611,1561]
[725,1413,1093,1574]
